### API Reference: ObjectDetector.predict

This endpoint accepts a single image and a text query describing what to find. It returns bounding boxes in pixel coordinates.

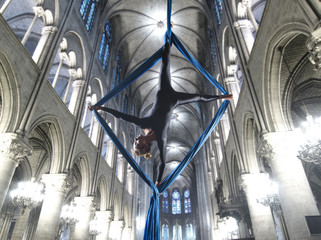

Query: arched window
[208,29,217,70]
[213,0,223,26]
[162,191,169,214]
[173,224,182,240]
[112,54,122,89]
[184,189,192,213]
[101,133,108,159]
[80,0,99,32]
[98,21,112,71]
[161,224,169,240]
[172,190,181,214]
[122,93,129,113]
[186,223,194,240]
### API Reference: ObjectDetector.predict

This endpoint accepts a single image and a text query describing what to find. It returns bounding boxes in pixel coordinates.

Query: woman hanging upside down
[89,42,232,187]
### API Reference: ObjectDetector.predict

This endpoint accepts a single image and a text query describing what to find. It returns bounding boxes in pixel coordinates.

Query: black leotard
[98,43,223,183]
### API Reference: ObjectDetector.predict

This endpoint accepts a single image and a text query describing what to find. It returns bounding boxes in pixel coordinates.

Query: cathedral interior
[0,0,321,239]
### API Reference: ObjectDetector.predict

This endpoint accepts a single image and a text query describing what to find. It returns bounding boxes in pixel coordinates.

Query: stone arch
[242,112,262,173]
[230,152,241,198]
[263,23,311,132]
[0,51,19,132]
[63,30,87,77]
[28,115,65,174]
[71,152,92,196]
[113,191,121,220]
[96,175,109,211]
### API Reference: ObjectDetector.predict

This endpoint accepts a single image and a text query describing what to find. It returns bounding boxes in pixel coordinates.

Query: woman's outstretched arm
[89,106,145,128]
[176,93,233,105]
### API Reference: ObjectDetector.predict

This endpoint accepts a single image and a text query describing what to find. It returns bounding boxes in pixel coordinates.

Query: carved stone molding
[74,196,96,213]
[216,197,250,223]
[41,26,58,34]
[0,133,32,163]
[95,210,114,223]
[41,173,72,194]
[306,27,321,71]
[257,139,275,165]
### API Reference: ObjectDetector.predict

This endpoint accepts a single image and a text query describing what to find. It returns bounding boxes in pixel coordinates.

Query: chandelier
[10,178,45,213]
[60,202,80,226]
[297,115,321,164]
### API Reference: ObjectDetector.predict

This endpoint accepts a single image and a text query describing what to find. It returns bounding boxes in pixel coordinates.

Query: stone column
[117,155,126,183]
[0,203,16,239]
[95,210,113,240]
[239,173,277,240]
[233,21,251,61]
[72,196,95,240]
[11,208,31,240]
[194,155,212,240]
[106,140,116,167]
[0,0,12,13]
[21,6,44,46]
[126,167,135,195]
[109,220,124,240]
[32,25,58,64]
[0,133,32,210]
[34,174,71,240]
[259,132,319,240]
[242,0,258,31]
[69,80,85,116]
[63,68,76,104]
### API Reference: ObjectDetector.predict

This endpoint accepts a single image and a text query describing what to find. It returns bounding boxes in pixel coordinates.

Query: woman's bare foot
[222,94,233,101]
[88,105,102,111]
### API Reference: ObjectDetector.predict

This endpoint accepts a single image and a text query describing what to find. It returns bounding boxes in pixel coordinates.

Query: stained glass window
[80,0,90,19]
[213,0,223,26]
[184,189,191,213]
[208,29,217,70]
[161,224,169,240]
[186,223,194,240]
[173,224,182,240]
[99,21,112,71]
[112,55,122,89]
[172,190,181,214]
[85,1,97,31]
[162,191,169,214]
[80,0,99,32]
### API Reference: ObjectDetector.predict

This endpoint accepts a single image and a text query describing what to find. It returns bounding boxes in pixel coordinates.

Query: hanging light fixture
[297,115,321,164]
[10,178,45,213]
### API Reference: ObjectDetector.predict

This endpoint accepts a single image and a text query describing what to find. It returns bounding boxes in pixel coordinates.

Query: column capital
[42,26,58,34]
[72,79,85,88]
[95,210,114,223]
[306,26,321,71]
[0,133,32,164]
[74,196,96,212]
[241,0,252,7]
[41,173,72,193]
[257,131,300,163]
[239,173,269,192]
[32,6,44,17]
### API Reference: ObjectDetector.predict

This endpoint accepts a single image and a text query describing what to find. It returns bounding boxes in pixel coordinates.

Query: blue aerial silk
[93,0,230,239]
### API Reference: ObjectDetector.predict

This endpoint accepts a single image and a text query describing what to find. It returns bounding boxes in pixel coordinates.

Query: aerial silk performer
[91,1,231,239]
[90,40,232,186]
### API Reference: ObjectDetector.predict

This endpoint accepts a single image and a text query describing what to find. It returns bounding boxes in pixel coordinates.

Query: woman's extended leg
[176,92,233,105]
[159,43,172,91]
[89,106,145,128]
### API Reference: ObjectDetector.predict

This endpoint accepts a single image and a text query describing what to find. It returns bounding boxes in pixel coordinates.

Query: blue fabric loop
[93,0,230,238]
